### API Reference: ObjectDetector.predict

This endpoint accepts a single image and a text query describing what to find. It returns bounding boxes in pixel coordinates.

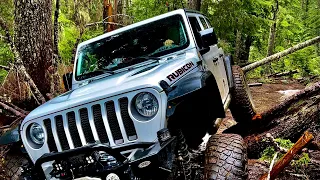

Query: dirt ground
[250,81,305,113]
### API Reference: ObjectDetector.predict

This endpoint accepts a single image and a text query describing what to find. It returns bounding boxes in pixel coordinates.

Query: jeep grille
[43,97,137,152]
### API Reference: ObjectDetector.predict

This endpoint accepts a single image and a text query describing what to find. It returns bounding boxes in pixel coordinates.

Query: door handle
[213,57,219,62]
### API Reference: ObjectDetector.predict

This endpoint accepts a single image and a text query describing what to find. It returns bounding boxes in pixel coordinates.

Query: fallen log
[242,36,320,73]
[260,131,314,180]
[268,70,298,78]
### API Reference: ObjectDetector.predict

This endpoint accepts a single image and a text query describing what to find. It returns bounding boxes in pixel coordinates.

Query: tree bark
[188,0,201,11]
[0,17,46,105]
[14,0,53,96]
[265,0,279,74]
[52,0,61,95]
[242,36,320,72]
[234,30,242,64]
[267,0,279,57]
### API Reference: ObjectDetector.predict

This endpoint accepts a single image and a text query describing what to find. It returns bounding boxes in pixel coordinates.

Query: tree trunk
[242,36,320,72]
[188,0,201,11]
[234,31,253,66]
[265,0,279,75]
[14,0,53,96]
[267,0,279,57]
[234,30,242,64]
[52,0,61,95]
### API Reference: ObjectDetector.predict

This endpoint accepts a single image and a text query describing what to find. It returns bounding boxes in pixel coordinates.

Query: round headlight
[29,123,45,145]
[135,92,159,117]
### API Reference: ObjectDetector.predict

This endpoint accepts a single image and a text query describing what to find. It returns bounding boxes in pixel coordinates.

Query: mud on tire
[204,134,247,180]
[229,65,256,122]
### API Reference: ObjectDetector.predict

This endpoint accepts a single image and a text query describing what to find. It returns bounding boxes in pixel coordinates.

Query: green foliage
[291,152,310,168]
[260,138,293,163]
[274,138,294,149]
[260,147,276,162]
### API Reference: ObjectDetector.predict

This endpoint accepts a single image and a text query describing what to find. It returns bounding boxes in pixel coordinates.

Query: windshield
[75,14,189,81]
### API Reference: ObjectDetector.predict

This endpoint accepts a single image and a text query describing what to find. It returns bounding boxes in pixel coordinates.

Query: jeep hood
[23,49,199,122]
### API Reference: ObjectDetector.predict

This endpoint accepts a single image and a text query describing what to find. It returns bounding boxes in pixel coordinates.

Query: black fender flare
[0,126,20,145]
[163,70,225,118]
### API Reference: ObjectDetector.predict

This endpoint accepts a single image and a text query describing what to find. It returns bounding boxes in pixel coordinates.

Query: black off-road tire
[229,65,256,122]
[204,134,247,180]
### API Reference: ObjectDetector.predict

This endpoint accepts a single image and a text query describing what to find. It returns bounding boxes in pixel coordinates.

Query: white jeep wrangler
[19,9,255,180]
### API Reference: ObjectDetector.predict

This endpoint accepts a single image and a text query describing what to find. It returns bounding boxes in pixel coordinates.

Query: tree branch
[0,65,10,71]
[85,21,126,28]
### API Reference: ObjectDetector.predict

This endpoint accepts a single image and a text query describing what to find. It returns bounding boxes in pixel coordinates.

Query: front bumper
[23,137,176,180]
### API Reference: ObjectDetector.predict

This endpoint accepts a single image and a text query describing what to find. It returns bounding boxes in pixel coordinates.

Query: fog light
[157,128,171,144]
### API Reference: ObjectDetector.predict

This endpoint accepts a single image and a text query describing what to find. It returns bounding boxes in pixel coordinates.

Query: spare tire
[229,65,256,122]
[204,134,247,180]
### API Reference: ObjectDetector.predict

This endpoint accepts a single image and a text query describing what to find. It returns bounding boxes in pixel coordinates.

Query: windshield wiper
[135,56,161,60]
[126,56,161,62]
[77,69,115,81]
[95,69,116,74]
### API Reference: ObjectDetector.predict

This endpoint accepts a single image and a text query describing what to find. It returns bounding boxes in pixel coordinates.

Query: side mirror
[199,28,218,48]
[63,72,73,91]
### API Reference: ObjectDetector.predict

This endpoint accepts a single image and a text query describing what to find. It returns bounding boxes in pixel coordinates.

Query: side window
[199,17,209,29]
[205,17,212,28]
[188,16,203,48]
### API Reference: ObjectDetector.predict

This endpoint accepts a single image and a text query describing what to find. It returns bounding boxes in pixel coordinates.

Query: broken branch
[0,101,25,117]
[260,131,314,180]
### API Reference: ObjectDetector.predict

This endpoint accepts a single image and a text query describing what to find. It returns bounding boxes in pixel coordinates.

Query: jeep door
[187,13,229,103]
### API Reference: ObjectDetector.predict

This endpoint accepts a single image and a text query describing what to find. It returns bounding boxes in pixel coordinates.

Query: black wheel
[229,65,256,122]
[204,134,247,180]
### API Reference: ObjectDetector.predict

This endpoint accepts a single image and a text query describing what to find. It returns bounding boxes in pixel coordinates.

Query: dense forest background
[0,0,319,107]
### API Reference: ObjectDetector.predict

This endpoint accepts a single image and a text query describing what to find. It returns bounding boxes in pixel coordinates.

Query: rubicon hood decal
[166,61,194,82]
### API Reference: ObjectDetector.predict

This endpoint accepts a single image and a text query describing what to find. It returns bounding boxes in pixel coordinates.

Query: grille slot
[92,104,109,144]
[43,119,58,152]
[119,98,137,140]
[67,112,82,147]
[79,108,95,144]
[55,115,70,151]
[105,101,123,144]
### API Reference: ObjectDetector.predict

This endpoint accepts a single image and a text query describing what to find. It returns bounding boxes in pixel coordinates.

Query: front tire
[229,65,256,122]
[204,134,247,180]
